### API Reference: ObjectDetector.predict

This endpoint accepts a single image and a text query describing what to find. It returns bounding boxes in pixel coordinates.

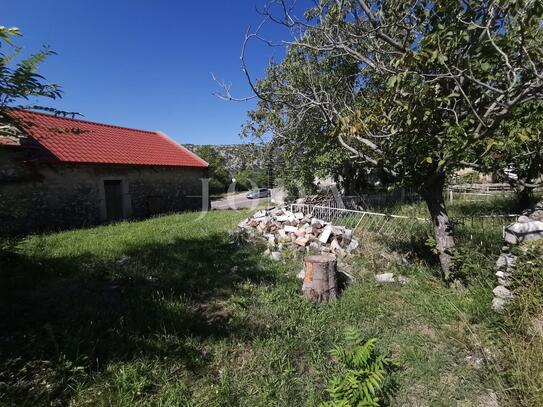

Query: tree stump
[302,255,337,304]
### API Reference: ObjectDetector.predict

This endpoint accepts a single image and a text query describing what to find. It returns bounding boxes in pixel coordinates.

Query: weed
[321,329,397,407]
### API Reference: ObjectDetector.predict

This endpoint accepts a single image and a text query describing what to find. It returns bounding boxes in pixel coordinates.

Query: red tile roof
[4,109,208,168]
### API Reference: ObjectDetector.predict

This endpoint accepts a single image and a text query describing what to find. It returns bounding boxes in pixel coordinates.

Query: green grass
[0,208,521,406]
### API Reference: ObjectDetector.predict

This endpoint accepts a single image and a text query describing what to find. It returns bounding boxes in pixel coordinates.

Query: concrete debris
[270,251,282,261]
[398,275,410,285]
[319,225,333,244]
[295,237,310,247]
[236,206,360,260]
[375,273,395,283]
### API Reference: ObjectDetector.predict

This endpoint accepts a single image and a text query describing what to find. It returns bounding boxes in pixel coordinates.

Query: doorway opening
[104,179,124,221]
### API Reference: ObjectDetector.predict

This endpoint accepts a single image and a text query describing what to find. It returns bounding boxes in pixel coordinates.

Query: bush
[195,146,232,194]
[234,169,271,191]
[320,328,397,407]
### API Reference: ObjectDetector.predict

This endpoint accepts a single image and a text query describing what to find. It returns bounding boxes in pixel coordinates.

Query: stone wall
[492,203,543,310]
[0,148,207,235]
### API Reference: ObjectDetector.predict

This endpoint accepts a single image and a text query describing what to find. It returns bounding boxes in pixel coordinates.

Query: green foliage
[0,25,62,137]
[478,101,543,207]
[0,26,61,108]
[194,146,232,194]
[321,329,396,407]
[509,240,543,324]
[0,26,21,44]
[244,0,543,277]
[498,240,543,406]
[246,1,543,190]
[0,205,524,405]
[234,168,270,190]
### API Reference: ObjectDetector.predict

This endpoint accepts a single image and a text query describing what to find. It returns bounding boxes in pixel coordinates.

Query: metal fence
[290,203,431,240]
[290,203,519,241]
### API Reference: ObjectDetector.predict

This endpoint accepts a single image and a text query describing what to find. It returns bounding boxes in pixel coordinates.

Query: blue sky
[3,1,295,144]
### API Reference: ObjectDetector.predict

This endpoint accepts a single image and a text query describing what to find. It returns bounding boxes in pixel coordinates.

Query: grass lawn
[0,209,517,406]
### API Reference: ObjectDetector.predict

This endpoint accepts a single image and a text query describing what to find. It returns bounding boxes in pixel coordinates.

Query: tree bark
[302,255,337,303]
[420,176,456,281]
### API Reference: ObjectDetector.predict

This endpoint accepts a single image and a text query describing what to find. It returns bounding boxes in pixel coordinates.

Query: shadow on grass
[0,232,274,405]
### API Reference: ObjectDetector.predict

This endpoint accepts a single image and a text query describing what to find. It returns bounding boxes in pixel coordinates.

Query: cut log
[302,255,337,304]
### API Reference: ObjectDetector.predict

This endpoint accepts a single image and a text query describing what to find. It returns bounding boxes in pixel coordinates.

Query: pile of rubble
[236,207,360,261]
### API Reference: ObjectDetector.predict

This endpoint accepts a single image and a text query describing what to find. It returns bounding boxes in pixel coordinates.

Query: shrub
[320,328,397,407]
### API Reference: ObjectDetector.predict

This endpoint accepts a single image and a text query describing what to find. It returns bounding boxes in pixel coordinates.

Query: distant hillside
[184,143,268,174]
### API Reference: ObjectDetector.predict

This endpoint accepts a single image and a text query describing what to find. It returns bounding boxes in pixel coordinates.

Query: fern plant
[321,328,397,407]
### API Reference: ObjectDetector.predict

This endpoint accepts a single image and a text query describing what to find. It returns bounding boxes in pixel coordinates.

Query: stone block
[504,220,543,245]
[253,210,267,218]
[311,218,324,227]
[375,273,395,283]
[492,297,507,311]
[319,225,332,243]
[493,285,512,299]
[295,237,310,247]
[496,252,516,272]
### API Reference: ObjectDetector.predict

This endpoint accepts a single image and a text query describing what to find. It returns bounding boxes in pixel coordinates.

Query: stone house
[0,109,209,235]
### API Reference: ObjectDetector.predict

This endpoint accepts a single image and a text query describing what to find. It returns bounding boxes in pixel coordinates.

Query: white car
[246,188,271,199]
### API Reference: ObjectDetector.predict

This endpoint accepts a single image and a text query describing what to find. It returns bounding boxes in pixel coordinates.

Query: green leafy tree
[0,26,62,137]
[232,0,543,280]
[194,146,232,194]
[477,102,543,209]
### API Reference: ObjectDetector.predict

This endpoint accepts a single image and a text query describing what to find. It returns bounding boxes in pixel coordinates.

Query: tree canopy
[194,146,232,194]
[0,26,62,137]
[236,0,543,280]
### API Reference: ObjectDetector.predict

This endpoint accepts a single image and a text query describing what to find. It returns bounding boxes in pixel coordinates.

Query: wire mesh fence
[290,203,431,240]
[313,184,540,213]
[290,203,520,242]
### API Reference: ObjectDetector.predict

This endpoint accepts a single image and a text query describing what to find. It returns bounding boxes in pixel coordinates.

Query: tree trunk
[302,255,337,303]
[515,182,533,211]
[420,177,456,281]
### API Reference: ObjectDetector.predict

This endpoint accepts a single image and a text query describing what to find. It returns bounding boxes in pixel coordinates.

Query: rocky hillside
[183,143,269,174]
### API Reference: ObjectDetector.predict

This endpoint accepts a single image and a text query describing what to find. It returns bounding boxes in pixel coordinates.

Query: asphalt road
[211,192,271,210]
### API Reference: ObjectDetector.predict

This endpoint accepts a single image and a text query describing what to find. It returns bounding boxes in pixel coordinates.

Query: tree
[479,101,543,209]
[228,0,543,281]
[0,26,62,137]
[194,146,232,194]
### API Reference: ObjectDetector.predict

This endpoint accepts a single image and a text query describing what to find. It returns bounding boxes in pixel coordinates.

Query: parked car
[246,188,271,199]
